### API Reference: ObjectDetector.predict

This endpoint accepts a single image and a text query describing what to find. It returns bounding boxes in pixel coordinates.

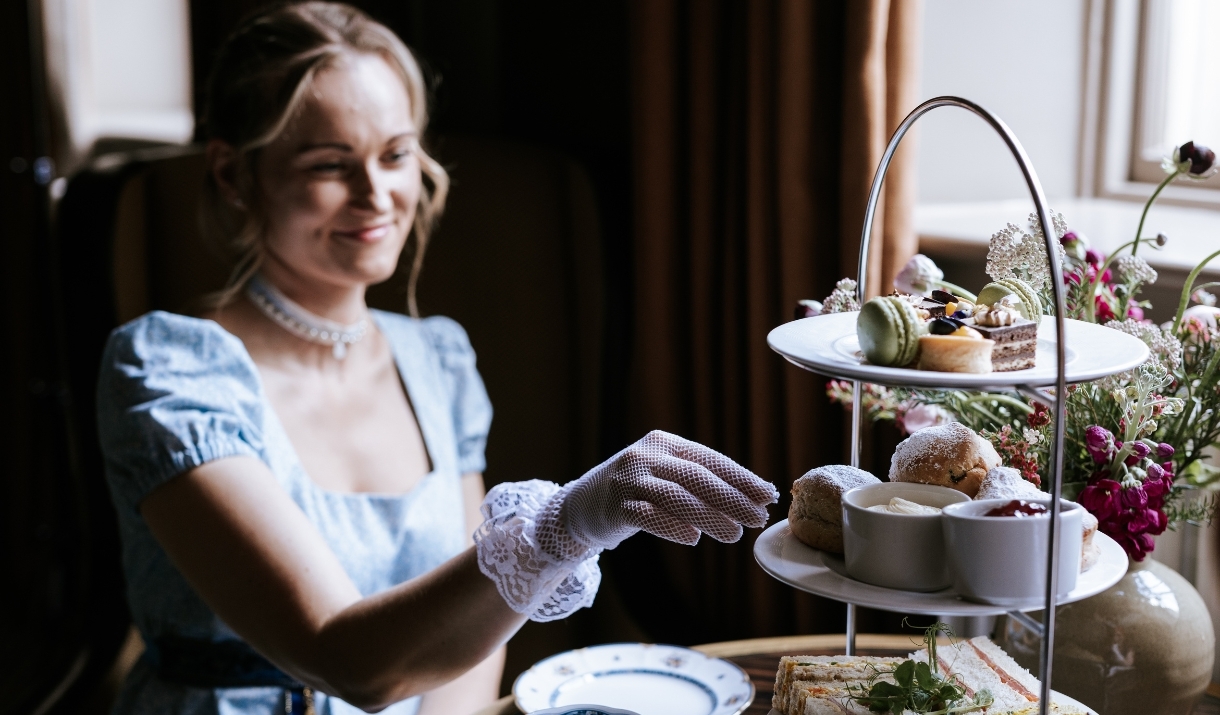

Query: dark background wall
[189,0,637,455]
[3,2,641,711]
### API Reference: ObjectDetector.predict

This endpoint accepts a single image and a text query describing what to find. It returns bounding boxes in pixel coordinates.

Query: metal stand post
[846,379,863,655]
[854,96,1068,715]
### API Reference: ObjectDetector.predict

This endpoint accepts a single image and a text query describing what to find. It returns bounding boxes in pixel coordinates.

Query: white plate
[754,519,1128,616]
[512,639,751,712]
[767,313,1149,388]
[513,643,754,715]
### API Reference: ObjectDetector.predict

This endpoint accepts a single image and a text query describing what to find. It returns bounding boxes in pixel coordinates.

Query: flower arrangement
[814,141,1220,561]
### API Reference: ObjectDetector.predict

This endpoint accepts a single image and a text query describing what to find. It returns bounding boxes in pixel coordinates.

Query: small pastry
[856,296,922,367]
[967,304,1038,371]
[889,422,1001,497]
[976,466,1043,500]
[788,465,880,554]
[917,318,994,373]
[976,278,1042,320]
[1081,510,1100,572]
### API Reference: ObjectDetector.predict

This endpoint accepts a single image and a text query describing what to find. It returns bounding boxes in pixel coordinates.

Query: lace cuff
[473,480,602,622]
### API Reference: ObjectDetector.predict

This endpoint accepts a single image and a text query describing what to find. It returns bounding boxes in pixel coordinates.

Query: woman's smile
[333,223,394,242]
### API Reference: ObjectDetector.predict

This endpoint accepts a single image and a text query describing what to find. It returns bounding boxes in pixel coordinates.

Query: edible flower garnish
[845,622,994,714]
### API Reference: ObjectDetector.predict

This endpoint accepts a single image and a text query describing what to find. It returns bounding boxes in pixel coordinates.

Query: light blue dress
[97,309,493,715]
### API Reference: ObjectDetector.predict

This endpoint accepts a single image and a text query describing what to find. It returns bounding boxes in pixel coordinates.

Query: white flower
[822,278,860,314]
[1113,255,1158,285]
[894,254,943,296]
[1106,318,1182,372]
[1183,305,1220,330]
[986,212,1068,293]
[1192,289,1217,307]
[1023,428,1042,445]
[899,402,953,435]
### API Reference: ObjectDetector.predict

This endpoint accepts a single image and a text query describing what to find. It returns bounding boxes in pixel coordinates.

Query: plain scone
[789,465,880,553]
[889,422,1001,497]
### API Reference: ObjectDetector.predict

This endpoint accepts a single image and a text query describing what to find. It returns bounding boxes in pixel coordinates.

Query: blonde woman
[97,3,776,715]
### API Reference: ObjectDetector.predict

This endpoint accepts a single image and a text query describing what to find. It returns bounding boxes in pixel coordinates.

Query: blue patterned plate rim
[512,642,754,715]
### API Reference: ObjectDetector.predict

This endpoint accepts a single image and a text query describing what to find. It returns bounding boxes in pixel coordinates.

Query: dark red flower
[1121,484,1149,509]
[1080,480,1121,521]
[1179,140,1216,175]
[1085,249,1105,267]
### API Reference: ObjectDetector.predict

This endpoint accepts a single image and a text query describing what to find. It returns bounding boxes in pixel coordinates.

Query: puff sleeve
[420,316,493,474]
[97,312,267,515]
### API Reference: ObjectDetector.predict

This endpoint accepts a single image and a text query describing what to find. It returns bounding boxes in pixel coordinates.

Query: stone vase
[999,557,1214,715]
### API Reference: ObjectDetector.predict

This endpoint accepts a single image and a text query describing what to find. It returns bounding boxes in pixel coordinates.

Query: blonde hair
[200,1,448,316]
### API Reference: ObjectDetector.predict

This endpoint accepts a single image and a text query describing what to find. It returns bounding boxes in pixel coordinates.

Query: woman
[97,4,777,714]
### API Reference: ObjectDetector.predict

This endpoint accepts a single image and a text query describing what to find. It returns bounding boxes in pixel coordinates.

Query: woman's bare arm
[141,456,525,711]
[417,471,507,713]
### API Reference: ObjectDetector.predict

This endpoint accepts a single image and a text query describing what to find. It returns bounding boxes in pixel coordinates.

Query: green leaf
[914,661,936,690]
[894,660,915,688]
[869,682,905,699]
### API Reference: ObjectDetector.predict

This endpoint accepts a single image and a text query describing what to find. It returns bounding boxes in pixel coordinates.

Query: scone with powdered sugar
[788,465,880,554]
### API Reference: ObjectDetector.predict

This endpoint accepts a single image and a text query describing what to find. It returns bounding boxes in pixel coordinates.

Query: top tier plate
[768,313,1149,388]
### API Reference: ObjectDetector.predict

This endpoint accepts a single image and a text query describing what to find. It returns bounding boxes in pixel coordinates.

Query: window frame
[1082,0,1220,207]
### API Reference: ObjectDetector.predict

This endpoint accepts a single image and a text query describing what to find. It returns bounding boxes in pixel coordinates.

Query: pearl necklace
[245,276,368,360]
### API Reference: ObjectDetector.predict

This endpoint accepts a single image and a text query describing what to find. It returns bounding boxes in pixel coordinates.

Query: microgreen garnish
[844,621,994,715]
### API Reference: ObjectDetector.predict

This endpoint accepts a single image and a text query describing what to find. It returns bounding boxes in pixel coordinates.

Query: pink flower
[1131,441,1151,460]
[898,402,953,435]
[1121,484,1148,509]
[1079,479,1121,521]
[1184,305,1220,330]
[1096,296,1116,322]
[1126,302,1144,321]
[1156,443,1175,459]
[1148,508,1168,535]
[1085,425,1116,464]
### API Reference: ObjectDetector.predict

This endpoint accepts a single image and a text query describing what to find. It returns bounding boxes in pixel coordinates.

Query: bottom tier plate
[767,689,1098,715]
[754,519,1127,616]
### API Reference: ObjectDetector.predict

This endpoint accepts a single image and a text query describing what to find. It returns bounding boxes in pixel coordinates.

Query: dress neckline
[207,309,446,499]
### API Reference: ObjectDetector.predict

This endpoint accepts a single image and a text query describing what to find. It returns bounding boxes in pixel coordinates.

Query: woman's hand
[540,430,778,559]
[472,431,775,624]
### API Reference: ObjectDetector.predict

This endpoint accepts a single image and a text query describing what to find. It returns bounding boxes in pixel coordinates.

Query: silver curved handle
[855,96,1067,713]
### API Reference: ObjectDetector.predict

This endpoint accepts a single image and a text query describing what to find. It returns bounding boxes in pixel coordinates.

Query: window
[1085,0,1220,205]
[41,0,193,175]
[1131,0,1220,185]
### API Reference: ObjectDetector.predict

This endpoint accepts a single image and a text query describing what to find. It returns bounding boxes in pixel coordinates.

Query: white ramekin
[941,497,1083,606]
[841,482,972,591]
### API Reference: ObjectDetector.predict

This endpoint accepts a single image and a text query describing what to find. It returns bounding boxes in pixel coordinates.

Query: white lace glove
[474,431,778,622]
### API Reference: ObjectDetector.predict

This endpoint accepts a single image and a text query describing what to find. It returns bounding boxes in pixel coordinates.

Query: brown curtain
[612,0,922,643]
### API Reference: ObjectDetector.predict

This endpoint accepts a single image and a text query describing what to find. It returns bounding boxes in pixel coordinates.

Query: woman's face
[255,53,421,289]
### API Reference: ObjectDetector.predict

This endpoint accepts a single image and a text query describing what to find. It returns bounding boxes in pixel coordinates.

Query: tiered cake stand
[755,96,1151,715]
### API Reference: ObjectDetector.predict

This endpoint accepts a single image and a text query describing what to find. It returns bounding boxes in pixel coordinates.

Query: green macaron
[857,296,921,366]
[976,278,1042,319]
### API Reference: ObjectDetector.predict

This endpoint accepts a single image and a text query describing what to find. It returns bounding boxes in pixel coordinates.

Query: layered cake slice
[966,303,1038,372]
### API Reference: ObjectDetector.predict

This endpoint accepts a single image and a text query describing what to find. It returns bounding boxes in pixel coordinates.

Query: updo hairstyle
[200,1,448,316]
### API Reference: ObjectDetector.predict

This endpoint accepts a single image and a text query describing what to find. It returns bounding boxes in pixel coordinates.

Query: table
[474,634,1220,715]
